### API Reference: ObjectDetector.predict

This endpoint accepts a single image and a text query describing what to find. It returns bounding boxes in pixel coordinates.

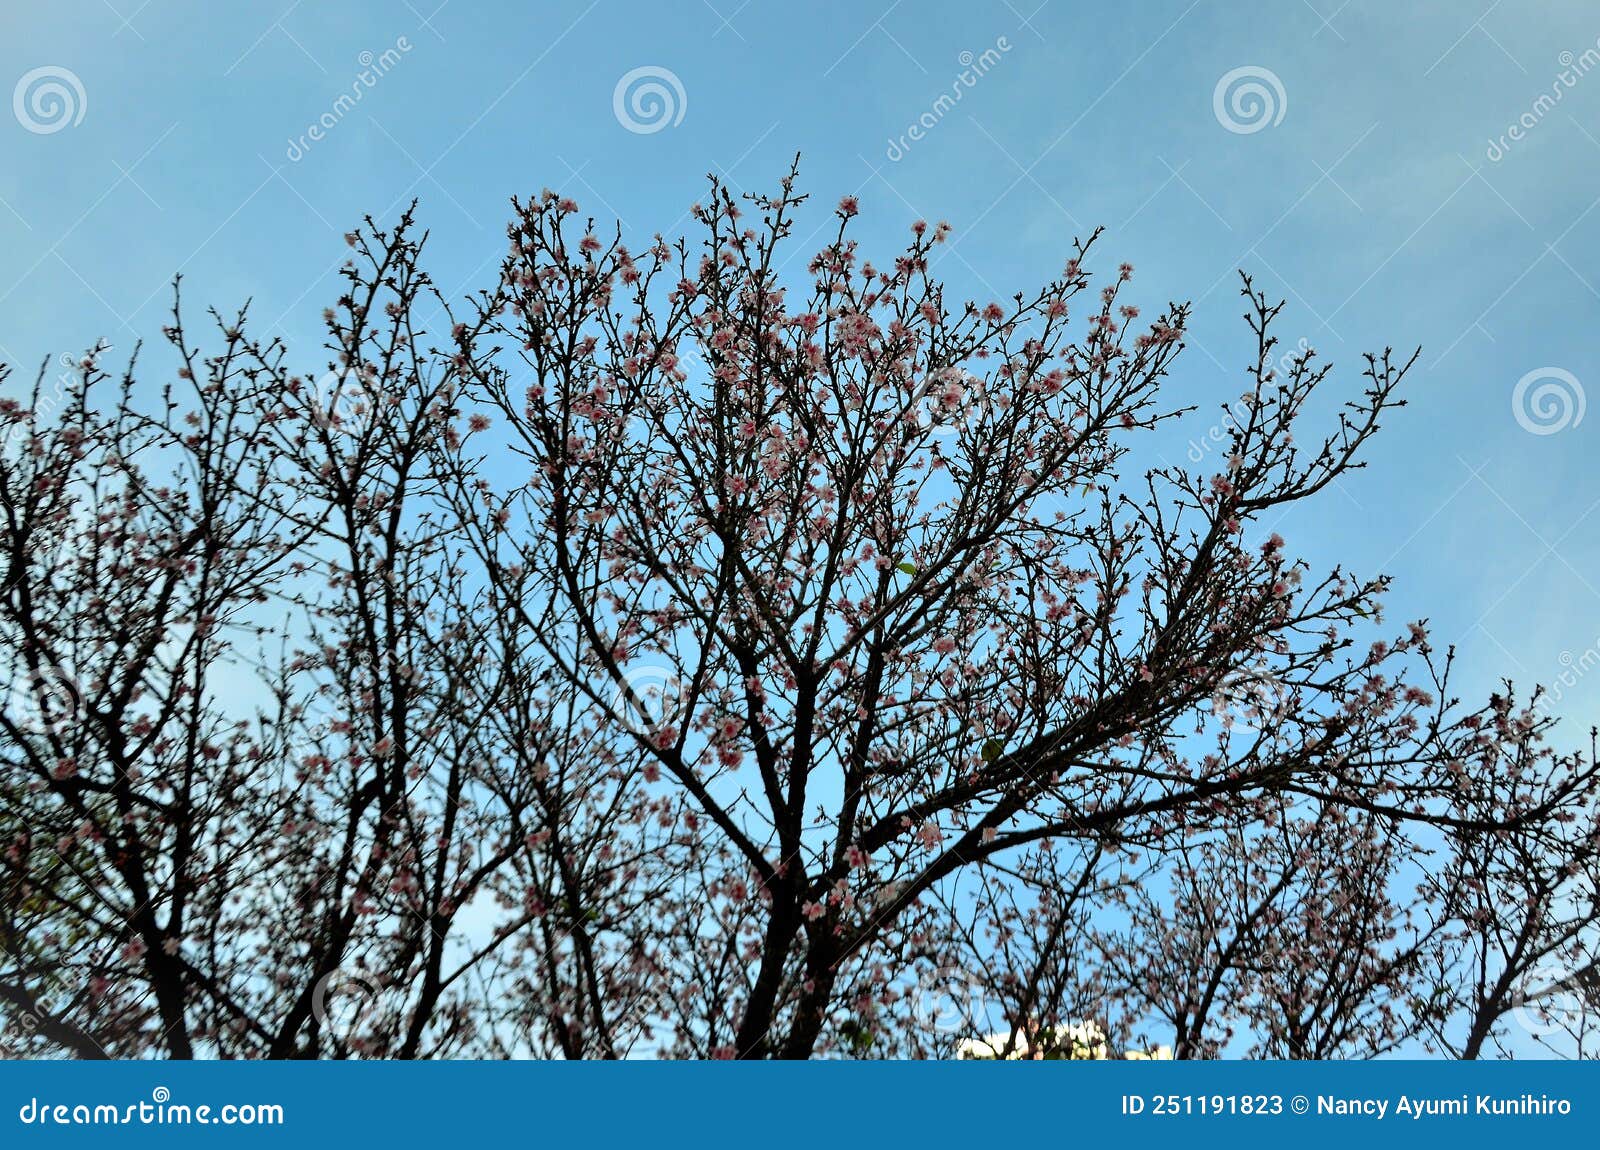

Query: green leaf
[839,1019,874,1053]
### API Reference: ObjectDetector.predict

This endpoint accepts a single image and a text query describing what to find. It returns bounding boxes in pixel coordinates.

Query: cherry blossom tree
[1420,711,1600,1059]
[1,164,1596,1059]
[1099,799,1446,1059]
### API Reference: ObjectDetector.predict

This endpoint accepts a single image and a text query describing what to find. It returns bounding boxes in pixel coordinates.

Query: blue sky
[3,0,1599,729]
